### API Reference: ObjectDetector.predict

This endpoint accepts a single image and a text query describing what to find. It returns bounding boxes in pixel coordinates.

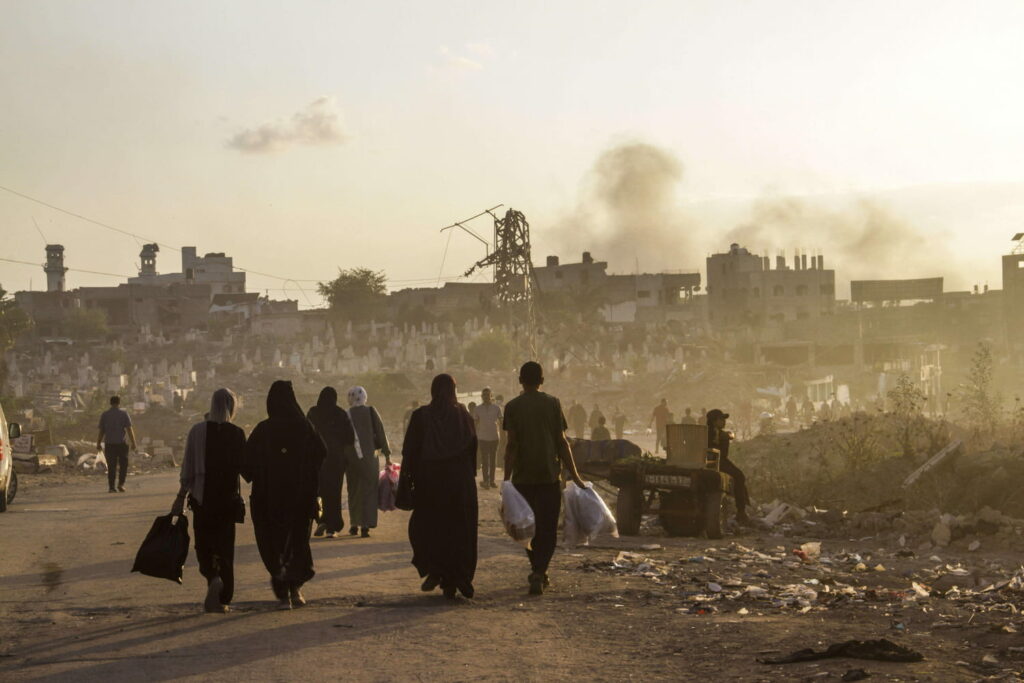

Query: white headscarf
[347,386,368,408]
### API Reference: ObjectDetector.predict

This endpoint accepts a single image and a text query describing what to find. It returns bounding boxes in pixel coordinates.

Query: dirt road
[0,471,1006,681]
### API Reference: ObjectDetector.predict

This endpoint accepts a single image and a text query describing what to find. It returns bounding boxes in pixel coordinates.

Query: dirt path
[0,471,1007,681]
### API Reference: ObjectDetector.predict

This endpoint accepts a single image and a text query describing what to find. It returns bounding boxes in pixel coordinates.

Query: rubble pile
[752,500,1024,554]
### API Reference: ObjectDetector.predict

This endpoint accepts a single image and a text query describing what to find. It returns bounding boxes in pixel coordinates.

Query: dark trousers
[479,441,498,484]
[254,516,315,588]
[719,457,749,514]
[104,443,129,489]
[319,452,346,533]
[514,482,561,576]
[192,503,236,604]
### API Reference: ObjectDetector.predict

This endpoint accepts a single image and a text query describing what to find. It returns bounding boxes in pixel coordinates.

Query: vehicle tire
[658,491,701,537]
[702,489,723,539]
[0,472,9,513]
[616,484,642,536]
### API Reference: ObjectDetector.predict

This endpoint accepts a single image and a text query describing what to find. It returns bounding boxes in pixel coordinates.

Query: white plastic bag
[499,481,535,548]
[563,482,618,546]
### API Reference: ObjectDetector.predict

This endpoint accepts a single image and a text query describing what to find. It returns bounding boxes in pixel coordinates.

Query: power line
[0,256,130,279]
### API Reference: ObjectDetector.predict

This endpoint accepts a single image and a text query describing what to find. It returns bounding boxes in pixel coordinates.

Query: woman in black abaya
[306,387,355,538]
[242,380,326,609]
[402,373,478,599]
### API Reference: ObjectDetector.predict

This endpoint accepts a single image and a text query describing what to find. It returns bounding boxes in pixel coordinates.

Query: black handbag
[131,514,190,584]
[395,470,414,511]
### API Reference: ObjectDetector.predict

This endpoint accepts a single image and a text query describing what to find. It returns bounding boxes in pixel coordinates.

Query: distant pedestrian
[306,387,356,539]
[697,407,708,426]
[242,380,326,609]
[96,396,137,493]
[403,374,479,599]
[588,405,605,434]
[474,387,502,489]
[171,388,246,613]
[567,400,587,439]
[648,399,671,453]
[503,362,587,595]
[346,386,392,538]
[680,407,696,425]
[591,416,611,441]
[612,407,626,440]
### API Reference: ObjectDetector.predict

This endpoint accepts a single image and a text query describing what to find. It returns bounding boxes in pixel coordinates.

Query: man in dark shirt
[503,361,587,596]
[707,409,750,524]
[648,399,671,453]
[96,396,137,493]
[567,400,587,439]
[591,416,611,441]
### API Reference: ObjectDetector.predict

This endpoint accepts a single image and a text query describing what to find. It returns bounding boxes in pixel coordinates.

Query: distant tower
[139,243,159,277]
[44,244,68,292]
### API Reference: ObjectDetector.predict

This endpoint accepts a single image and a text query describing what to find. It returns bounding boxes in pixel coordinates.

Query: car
[0,401,22,512]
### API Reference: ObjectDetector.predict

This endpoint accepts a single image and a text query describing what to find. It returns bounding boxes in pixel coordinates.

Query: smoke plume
[556,142,952,286]
[227,97,347,153]
[554,143,696,272]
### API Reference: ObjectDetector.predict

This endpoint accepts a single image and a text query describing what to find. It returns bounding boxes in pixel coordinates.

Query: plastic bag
[378,463,401,512]
[131,514,190,584]
[563,482,618,546]
[499,481,535,548]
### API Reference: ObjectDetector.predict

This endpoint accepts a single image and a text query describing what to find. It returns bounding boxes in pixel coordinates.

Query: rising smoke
[555,143,697,272]
[227,97,348,153]
[557,142,953,286]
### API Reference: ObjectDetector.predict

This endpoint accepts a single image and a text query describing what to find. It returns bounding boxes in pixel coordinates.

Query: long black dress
[242,381,326,592]
[402,403,478,593]
[307,388,356,534]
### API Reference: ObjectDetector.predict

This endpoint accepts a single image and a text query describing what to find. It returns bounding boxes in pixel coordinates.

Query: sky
[2,0,1023,303]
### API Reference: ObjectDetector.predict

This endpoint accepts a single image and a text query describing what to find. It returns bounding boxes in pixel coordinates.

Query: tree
[0,286,31,353]
[463,331,517,372]
[960,341,999,431]
[887,373,926,458]
[61,308,108,340]
[317,268,387,322]
[0,286,32,390]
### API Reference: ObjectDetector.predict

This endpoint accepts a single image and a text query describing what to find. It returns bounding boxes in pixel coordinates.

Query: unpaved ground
[0,471,1015,681]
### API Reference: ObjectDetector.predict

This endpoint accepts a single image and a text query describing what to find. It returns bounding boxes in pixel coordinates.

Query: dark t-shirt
[99,407,132,445]
[503,391,568,485]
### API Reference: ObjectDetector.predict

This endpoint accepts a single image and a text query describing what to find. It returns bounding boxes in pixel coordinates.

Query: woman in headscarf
[306,387,355,538]
[346,386,391,538]
[171,388,246,613]
[402,374,478,599]
[242,380,326,609]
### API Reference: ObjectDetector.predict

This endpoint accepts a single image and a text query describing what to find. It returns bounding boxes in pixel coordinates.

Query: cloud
[438,45,484,71]
[227,97,347,153]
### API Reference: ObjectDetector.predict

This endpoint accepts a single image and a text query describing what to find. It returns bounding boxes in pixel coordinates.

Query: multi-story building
[706,243,835,331]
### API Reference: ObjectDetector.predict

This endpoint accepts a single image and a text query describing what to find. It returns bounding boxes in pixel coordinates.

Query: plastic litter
[499,481,535,548]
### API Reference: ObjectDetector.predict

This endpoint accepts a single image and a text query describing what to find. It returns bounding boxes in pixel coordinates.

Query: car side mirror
[9,422,21,439]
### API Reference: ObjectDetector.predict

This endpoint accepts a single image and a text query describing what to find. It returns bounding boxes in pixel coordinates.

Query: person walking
[171,388,246,613]
[474,387,502,489]
[402,374,479,599]
[567,400,587,439]
[242,380,326,609]
[612,407,626,440]
[648,398,671,453]
[346,386,391,538]
[306,387,356,539]
[588,405,605,437]
[591,416,611,441]
[707,408,751,525]
[96,396,137,493]
[503,362,587,596]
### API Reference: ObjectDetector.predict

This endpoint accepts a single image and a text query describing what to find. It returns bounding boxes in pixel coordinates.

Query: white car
[0,401,22,512]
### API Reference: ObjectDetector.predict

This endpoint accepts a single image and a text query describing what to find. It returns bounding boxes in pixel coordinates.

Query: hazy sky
[2,1,1023,302]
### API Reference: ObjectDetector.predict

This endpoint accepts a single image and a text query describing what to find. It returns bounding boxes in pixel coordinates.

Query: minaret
[44,245,67,292]
[139,243,159,277]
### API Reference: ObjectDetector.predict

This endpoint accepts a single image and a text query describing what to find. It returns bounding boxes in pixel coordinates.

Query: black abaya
[307,388,356,534]
[242,381,326,588]
[402,402,478,591]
